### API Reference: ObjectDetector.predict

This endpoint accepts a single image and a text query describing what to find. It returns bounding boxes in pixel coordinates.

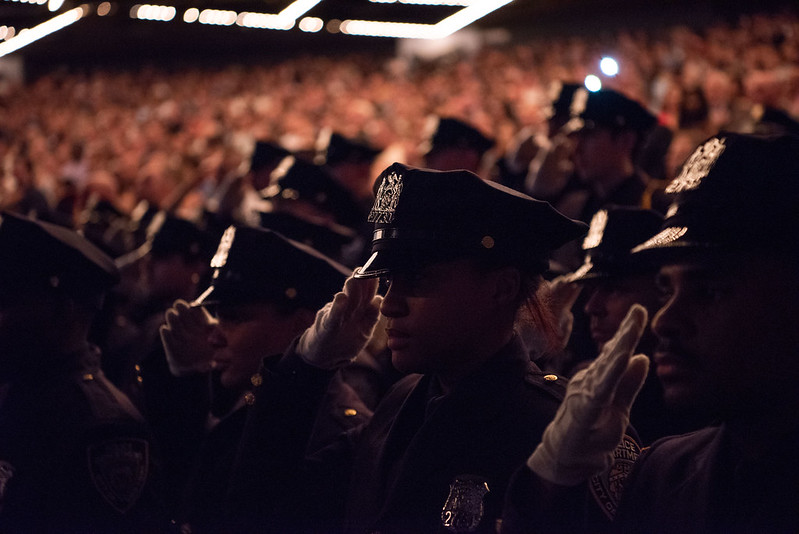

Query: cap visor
[191,285,216,307]
[354,251,388,279]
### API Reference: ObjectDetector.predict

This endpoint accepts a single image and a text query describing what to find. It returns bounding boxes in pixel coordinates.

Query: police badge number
[441,474,490,533]
[88,438,149,514]
[368,172,403,224]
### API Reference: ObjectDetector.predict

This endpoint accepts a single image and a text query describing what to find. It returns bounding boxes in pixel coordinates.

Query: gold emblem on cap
[211,226,236,268]
[583,210,608,249]
[343,408,358,417]
[368,171,403,224]
[544,374,558,382]
[666,137,726,193]
[481,236,495,249]
[285,287,297,299]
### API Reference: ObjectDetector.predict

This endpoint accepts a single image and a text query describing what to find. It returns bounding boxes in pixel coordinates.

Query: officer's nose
[583,286,607,317]
[380,281,409,319]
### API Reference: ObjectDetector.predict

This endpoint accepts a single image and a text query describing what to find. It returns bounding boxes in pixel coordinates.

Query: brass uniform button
[250,374,263,387]
[481,236,495,249]
[543,374,558,382]
[244,392,256,406]
[285,287,297,299]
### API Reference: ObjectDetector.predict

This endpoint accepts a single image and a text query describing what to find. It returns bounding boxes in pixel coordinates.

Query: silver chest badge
[441,474,490,532]
[368,171,403,224]
[666,137,726,193]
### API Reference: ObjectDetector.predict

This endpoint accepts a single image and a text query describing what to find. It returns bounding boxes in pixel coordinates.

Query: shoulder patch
[589,434,641,520]
[87,438,149,514]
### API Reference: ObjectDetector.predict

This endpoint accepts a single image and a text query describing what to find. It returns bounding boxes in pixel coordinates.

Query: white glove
[526,304,650,486]
[296,270,382,370]
[159,299,216,377]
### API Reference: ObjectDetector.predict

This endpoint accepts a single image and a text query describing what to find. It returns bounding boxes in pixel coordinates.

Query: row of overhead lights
[3,0,64,11]
[128,0,513,39]
[0,0,513,57]
[0,4,85,57]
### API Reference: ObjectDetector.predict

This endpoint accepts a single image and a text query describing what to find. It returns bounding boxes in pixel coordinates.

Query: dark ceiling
[1,0,794,75]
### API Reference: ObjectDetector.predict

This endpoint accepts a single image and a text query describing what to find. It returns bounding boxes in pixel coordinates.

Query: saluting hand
[296,268,383,370]
[526,304,650,486]
[159,299,216,377]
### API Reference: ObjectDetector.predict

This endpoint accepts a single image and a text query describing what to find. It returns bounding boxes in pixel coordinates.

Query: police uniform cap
[0,211,119,296]
[262,156,364,229]
[751,106,799,137]
[355,163,588,278]
[148,213,214,261]
[420,117,495,157]
[258,210,355,260]
[567,206,664,283]
[194,225,350,311]
[114,211,213,269]
[250,140,291,174]
[565,88,656,135]
[546,81,583,121]
[315,129,381,167]
[632,132,799,260]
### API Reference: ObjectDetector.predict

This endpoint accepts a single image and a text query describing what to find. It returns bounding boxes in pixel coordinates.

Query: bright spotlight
[600,57,619,77]
[584,74,602,92]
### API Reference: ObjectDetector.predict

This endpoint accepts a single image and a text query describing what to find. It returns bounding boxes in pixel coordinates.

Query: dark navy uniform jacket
[615,424,799,534]
[228,335,566,534]
[0,345,165,533]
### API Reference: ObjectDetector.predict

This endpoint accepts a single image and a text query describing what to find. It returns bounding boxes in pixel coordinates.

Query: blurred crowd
[1,10,798,231]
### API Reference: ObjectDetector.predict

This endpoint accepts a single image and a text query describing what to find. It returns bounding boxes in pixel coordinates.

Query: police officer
[314,129,384,267]
[0,211,165,533]
[503,132,799,533]
[227,162,587,533]
[559,88,658,224]
[105,212,215,517]
[556,206,707,445]
[315,129,382,212]
[159,224,356,533]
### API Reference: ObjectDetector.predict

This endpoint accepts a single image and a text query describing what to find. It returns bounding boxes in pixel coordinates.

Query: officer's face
[573,129,632,183]
[207,301,310,391]
[583,274,660,351]
[651,255,799,416]
[380,258,515,385]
